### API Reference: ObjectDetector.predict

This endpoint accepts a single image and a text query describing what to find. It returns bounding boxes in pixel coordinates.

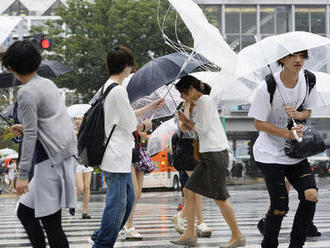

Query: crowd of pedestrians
[0,38,321,248]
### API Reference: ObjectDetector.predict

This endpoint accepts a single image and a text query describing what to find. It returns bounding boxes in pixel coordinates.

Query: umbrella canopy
[0,148,17,156]
[236,31,330,80]
[127,52,209,103]
[0,104,14,119]
[312,71,330,106]
[0,59,71,88]
[132,84,181,120]
[167,0,237,76]
[67,104,91,118]
[147,118,177,155]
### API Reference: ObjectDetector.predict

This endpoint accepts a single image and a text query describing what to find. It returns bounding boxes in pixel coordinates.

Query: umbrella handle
[292,119,303,142]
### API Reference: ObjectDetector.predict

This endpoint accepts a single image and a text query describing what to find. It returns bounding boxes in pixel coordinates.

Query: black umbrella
[0,59,71,88]
[127,53,210,103]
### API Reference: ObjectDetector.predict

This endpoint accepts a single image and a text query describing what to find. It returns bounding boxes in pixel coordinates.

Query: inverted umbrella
[0,59,71,88]
[127,52,209,103]
[236,31,330,80]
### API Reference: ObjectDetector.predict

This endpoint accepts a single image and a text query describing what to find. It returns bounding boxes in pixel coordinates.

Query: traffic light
[31,34,53,51]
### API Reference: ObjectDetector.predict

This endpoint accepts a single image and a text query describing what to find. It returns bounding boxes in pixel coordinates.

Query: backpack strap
[266,70,316,106]
[265,73,277,105]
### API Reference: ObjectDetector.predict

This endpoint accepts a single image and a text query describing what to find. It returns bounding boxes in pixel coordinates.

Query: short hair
[175,75,211,95]
[277,50,309,67]
[106,45,134,76]
[1,40,41,75]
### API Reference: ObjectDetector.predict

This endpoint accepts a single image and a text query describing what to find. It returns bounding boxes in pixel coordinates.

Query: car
[308,154,330,177]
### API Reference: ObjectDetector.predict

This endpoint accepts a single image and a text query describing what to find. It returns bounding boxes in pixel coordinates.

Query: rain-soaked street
[0,177,329,248]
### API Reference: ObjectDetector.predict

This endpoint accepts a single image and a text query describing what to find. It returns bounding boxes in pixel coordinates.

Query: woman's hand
[285,106,301,119]
[151,98,165,110]
[10,124,23,136]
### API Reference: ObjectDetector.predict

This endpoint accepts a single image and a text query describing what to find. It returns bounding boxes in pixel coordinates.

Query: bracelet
[142,124,146,132]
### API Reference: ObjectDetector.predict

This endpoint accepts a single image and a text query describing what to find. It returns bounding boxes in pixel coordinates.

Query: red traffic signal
[40,38,53,50]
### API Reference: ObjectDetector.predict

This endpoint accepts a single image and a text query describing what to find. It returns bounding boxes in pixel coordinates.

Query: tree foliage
[40,0,193,98]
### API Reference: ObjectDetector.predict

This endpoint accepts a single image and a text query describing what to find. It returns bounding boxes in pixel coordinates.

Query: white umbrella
[67,104,91,118]
[0,148,17,156]
[5,153,18,159]
[147,118,177,155]
[167,0,237,76]
[312,71,330,106]
[237,31,330,80]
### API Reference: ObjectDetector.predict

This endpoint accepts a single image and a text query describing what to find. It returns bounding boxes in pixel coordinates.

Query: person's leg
[82,171,92,215]
[75,172,84,198]
[40,209,69,248]
[177,187,197,239]
[195,193,203,225]
[287,160,318,248]
[93,172,135,248]
[126,166,139,229]
[17,203,46,248]
[258,163,288,248]
[215,199,243,244]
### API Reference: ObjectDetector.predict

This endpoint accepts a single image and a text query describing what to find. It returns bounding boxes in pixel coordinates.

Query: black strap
[102,82,119,149]
[266,69,316,105]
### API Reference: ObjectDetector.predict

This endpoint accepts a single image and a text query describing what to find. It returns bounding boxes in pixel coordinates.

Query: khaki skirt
[185,150,230,201]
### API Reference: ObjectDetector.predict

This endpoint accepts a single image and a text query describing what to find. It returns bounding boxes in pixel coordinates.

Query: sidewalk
[0,192,18,199]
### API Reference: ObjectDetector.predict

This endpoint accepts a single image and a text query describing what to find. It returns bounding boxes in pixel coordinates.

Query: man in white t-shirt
[248,50,318,248]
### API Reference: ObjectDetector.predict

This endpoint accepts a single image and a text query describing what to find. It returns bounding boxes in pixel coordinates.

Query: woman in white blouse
[171,75,245,248]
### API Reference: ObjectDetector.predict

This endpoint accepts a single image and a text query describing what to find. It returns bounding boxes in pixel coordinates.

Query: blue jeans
[93,172,135,248]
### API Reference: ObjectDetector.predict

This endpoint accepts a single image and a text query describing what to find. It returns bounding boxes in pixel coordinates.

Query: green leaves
[42,0,193,98]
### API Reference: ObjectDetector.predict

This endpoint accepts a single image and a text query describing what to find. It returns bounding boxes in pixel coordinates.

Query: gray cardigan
[17,75,77,180]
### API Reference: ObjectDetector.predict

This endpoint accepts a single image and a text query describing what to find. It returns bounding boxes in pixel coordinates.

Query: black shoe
[69,208,75,216]
[82,213,91,219]
[257,217,266,235]
[307,223,321,237]
[88,230,98,245]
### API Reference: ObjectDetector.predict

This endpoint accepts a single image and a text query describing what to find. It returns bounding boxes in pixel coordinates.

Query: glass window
[3,0,29,16]
[241,35,255,49]
[200,5,221,29]
[241,7,256,34]
[226,34,240,52]
[276,6,290,33]
[260,7,275,34]
[295,6,326,34]
[225,7,240,33]
[43,1,63,16]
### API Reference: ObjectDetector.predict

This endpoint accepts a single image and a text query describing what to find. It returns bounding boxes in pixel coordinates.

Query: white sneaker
[174,212,185,234]
[123,226,143,240]
[196,222,212,238]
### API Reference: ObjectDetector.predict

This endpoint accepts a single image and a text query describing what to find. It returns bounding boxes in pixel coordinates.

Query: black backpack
[171,132,198,171]
[77,83,118,167]
[265,70,316,108]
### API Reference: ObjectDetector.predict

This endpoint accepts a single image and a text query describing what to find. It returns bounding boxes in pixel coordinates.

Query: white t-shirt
[248,71,317,165]
[100,79,137,173]
[192,95,229,153]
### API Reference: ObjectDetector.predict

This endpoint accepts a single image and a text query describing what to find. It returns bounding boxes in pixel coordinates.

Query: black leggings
[17,203,69,248]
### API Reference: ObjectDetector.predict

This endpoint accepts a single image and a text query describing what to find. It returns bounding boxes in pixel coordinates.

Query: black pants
[257,160,317,248]
[17,203,69,248]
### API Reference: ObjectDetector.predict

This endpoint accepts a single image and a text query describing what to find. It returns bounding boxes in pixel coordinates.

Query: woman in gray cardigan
[2,40,77,248]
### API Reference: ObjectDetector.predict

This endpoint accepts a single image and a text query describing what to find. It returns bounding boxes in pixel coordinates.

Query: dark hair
[277,50,309,67]
[1,40,41,75]
[106,45,134,75]
[175,75,211,95]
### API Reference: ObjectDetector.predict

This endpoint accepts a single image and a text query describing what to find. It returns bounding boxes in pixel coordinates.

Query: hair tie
[200,82,204,92]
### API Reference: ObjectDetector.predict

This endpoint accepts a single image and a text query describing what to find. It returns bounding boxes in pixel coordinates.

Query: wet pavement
[0,177,329,247]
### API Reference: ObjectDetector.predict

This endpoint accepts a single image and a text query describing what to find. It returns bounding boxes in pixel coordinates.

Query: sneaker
[174,212,185,234]
[307,223,321,237]
[196,223,212,238]
[82,213,91,219]
[88,230,98,245]
[69,208,75,216]
[257,217,266,235]
[123,226,143,240]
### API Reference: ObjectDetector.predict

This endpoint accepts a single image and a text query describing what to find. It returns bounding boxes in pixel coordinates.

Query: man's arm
[254,119,303,140]
[285,107,311,120]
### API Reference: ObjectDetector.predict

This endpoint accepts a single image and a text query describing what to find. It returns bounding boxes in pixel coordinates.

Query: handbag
[171,132,198,171]
[284,75,326,158]
[133,132,155,173]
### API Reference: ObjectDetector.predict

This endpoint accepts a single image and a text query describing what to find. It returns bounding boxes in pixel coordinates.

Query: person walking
[2,40,77,248]
[248,50,318,248]
[171,100,212,238]
[89,45,162,248]
[74,116,93,219]
[171,75,245,248]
